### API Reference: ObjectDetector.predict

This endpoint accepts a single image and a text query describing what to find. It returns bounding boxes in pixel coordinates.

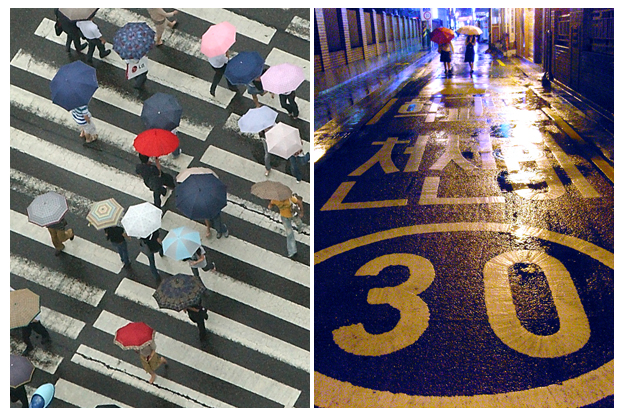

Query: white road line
[39,306,85,340]
[10,254,106,307]
[10,49,212,142]
[72,344,233,408]
[178,8,276,44]
[162,211,310,288]
[54,379,132,408]
[286,16,310,41]
[115,277,309,371]
[93,310,301,407]
[10,337,63,374]
[10,210,123,274]
[201,145,310,199]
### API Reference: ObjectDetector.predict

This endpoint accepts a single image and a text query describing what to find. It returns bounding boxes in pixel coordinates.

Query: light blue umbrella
[162,226,202,260]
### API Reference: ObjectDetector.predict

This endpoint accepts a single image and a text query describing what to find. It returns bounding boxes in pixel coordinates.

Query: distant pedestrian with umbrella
[114,322,166,384]
[11,288,51,356]
[136,154,166,208]
[265,122,308,182]
[71,104,98,145]
[201,22,238,96]
[11,354,35,407]
[464,35,476,73]
[114,22,155,90]
[224,51,265,107]
[184,304,209,342]
[147,8,178,46]
[76,16,111,64]
[27,191,74,256]
[139,230,163,282]
[208,51,238,96]
[105,226,131,267]
[268,195,304,258]
[261,63,305,119]
[175,173,228,238]
[139,341,167,384]
[431,27,455,75]
[54,8,87,53]
[184,246,216,277]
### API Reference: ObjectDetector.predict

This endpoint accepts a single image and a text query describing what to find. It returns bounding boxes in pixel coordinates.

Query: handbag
[290,193,302,217]
[126,56,148,80]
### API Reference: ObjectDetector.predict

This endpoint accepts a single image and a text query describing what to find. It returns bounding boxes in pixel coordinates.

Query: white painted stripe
[10,254,106,307]
[11,49,211,142]
[286,16,310,41]
[54,379,132,408]
[265,48,310,82]
[134,250,309,329]
[10,210,123,274]
[115,277,309,371]
[162,211,310,288]
[39,306,85,340]
[179,8,276,44]
[201,145,310,199]
[72,344,233,408]
[93,310,301,407]
[10,337,63,374]
[10,84,193,172]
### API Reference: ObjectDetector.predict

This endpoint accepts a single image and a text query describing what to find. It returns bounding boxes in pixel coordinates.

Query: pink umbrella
[260,63,305,95]
[201,22,236,58]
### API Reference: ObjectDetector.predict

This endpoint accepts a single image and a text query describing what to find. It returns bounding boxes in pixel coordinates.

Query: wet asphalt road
[313,38,614,407]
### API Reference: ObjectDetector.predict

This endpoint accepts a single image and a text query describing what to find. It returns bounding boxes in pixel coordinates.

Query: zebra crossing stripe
[10,210,124,274]
[72,343,233,408]
[178,8,277,44]
[10,254,106,307]
[10,337,63,374]
[93,310,301,407]
[38,306,85,340]
[10,49,211,142]
[115,277,309,371]
[286,15,310,41]
[161,211,310,288]
[54,379,132,408]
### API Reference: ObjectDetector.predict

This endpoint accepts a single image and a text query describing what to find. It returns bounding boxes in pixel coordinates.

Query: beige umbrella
[10,289,40,329]
[176,167,218,183]
[58,8,98,21]
[251,181,293,201]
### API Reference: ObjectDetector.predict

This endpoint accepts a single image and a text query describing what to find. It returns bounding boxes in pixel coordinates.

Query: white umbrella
[120,202,162,238]
[265,122,303,159]
[238,106,278,133]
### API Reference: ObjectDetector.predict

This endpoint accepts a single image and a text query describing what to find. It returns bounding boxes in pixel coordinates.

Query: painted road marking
[286,15,310,41]
[10,49,211,142]
[72,343,232,408]
[179,8,276,44]
[161,211,310,288]
[367,98,397,125]
[54,379,132,408]
[419,176,505,205]
[38,306,85,340]
[320,181,408,211]
[115,277,309,371]
[93,310,301,407]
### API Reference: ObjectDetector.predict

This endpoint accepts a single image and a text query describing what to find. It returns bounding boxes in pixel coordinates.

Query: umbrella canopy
[175,173,227,220]
[265,122,303,159]
[162,227,202,261]
[224,51,265,85]
[114,322,154,350]
[153,273,207,312]
[10,289,40,330]
[10,354,35,388]
[113,22,155,60]
[201,22,236,58]
[431,27,455,44]
[27,192,68,227]
[141,93,183,131]
[50,60,98,111]
[260,63,305,95]
[238,106,278,133]
[120,202,162,238]
[251,181,293,201]
[457,25,483,36]
[87,198,124,230]
[133,128,180,157]
[176,167,217,183]
[58,8,98,21]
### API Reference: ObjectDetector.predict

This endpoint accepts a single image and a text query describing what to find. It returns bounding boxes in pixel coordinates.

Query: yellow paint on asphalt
[497,59,506,66]
[367,98,397,125]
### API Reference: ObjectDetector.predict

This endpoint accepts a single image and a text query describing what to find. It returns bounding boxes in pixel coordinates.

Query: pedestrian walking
[206,211,229,239]
[139,230,163,282]
[439,40,454,75]
[183,246,215,277]
[464,35,476,73]
[54,8,87,53]
[259,128,273,177]
[138,340,167,384]
[104,225,131,267]
[279,90,299,119]
[11,385,29,408]
[124,57,148,89]
[147,8,178,46]
[184,303,209,341]
[136,154,174,208]
[71,104,98,145]
[288,150,310,183]
[268,194,304,258]
[75,17,111,63]
[247,76,266,108]
[208,51,238,96]
[46,216,74,256]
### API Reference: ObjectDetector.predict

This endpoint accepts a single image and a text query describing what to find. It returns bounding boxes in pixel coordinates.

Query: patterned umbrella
[238,106,278,133]
[260,63,305,95]
[224,51,265,85]
[58,8,98,21]
[10,354,35,388]
[10,289,40,330]
[141,93,183,131]
[27,192,68,227]
[175,173,227,220]
[133,128,180,157]
[265,122,303,159]
[176,167,217,183]
[431,27,455,44]
[251,181,292,201]
[153,273,207,311]
[114,322,154,350]
[120,202,162,238]
[87,198,124,230]
[113,22,156,60]
[50,61,98,111]
[201,22,236,58]
[162,227,202,261]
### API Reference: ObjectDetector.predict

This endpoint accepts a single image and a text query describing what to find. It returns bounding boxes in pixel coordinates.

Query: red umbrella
[431,27,455,44]
[133,128,179,157]
[201,22,236,58]
[114,322,154,350]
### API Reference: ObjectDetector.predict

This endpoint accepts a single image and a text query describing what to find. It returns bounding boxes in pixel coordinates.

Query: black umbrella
[153,273,207,312]
[141,93,182,131]
[10,354,34,388]
[50,61,98,111]
[175,173,227,220]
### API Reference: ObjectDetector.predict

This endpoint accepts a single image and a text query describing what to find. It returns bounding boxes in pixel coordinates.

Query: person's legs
[21,325,34,354]
[191,266,200,277]
[31,321,51,343]
[262,139,272,174]
[113,241,130,265]
[146,251,160,281]
[282,216,297,257]
[289,156,303,182]
[86,39,96,62]
[48,228,65,251]
[211,213,228,238]
[210,65,225,95]
[287,92,299,117]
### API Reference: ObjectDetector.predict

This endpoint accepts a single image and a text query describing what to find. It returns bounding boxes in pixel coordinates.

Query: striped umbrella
[87,198,124,230]
[162,226,202,261]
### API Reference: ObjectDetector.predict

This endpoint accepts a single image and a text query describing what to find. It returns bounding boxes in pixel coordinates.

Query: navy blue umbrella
[50,61,98,111]
[113,22,155,60]
[141,93,183,131]
[224,51,265,85]
[175,173,227,220]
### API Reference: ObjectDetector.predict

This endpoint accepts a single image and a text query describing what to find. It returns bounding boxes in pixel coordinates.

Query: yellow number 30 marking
[332,253,434,356]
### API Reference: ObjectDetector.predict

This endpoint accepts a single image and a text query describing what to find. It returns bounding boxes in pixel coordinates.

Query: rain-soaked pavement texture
[313,39,614,408]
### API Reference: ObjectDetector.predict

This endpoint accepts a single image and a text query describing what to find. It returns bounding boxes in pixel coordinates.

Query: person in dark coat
[11,385,29,408]
[104,225,131,267]
[464,35,476,73]
[136,154,174,208]
[139,230,163,282]
[184,304,209,341]
[54,8,87,53]
[22,318,51,356]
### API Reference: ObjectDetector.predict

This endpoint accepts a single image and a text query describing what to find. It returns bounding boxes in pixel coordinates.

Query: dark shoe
[210,88,216,97]
[224,227,229,238]
[78,43,88,51]
[100,49,111,59]
[54,249,63,256]
[216,232,222,239]
[123,262,131,268]
[22,345,34,356]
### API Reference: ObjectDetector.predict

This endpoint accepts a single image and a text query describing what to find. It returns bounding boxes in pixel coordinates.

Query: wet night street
[313,37,614,407]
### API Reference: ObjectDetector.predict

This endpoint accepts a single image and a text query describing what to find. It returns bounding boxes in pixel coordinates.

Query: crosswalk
[10,8,310,408]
